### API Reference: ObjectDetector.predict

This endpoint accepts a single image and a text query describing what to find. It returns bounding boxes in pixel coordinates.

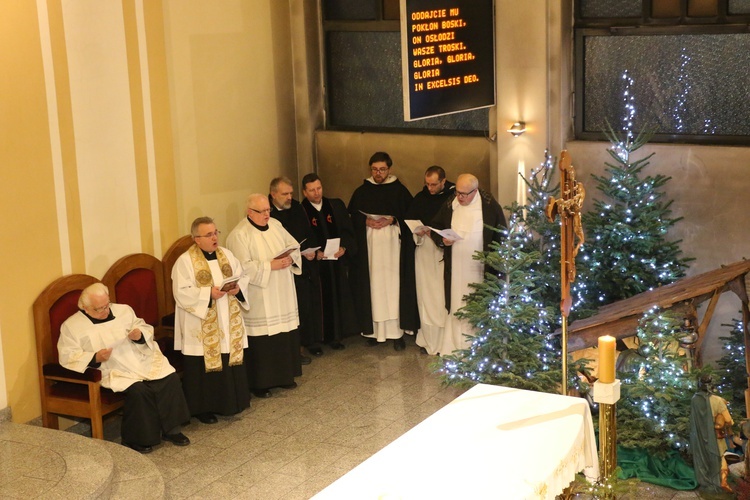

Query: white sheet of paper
[429,227,463,241]
[359,210,390,220]
[405,219,427,234]
[323,238,341,260]
[300,246,321,257]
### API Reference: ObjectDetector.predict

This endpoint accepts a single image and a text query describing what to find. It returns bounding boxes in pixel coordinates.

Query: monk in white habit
[430,174,506,355]
[348,152,418,351]
[173,216,251,424]
[59,283,190,453]
[226,193,302,399]
[405,166,455,355]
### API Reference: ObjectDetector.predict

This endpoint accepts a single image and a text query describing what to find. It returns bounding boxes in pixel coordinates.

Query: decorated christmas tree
[574,71,692,313]
[615,307,708,456]
[716,315,747,424]
[437,215,572,393]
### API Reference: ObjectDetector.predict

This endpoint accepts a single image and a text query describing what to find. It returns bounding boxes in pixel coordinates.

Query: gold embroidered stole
[188,244,245,372]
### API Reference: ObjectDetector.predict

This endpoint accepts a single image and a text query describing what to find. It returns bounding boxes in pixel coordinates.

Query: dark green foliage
[575,127,692,311]
[715,316,747,424]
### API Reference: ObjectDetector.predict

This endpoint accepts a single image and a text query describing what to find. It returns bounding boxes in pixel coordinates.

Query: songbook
[274,243,300,260]
[219,275,242,292]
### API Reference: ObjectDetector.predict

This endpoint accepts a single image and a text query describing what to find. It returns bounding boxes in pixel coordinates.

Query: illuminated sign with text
[400,0,495,121]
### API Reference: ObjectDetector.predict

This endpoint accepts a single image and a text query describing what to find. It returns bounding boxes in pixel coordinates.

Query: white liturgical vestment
[172,246,250,356]
[58,304,174,392]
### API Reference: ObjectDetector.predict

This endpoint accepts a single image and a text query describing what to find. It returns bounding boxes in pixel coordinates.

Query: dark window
[322,0,489,134]
[576,0,750,144]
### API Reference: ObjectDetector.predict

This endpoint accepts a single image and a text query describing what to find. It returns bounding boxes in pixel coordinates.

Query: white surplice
[172,246,250,356]
[439,194,484,355]
[226,218,301,336]
[413,234,446,354]
[364,223,401,341]
[58,304,174,392]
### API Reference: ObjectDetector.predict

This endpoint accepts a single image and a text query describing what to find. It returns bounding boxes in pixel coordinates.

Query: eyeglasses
[456,188,477,198]
[370,167,389,173]
[90,302,111,313]
[250,208,272,215]
[196,230,221,238]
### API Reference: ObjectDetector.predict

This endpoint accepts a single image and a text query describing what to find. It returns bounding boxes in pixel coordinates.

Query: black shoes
[367,338,380,347]
[300,354,312,365]
[328,341,345,350]
[123,442,153,454]
[279,382,298,390]
[253,389,272,398]
[196,412,218,424]
[419,347,428,355]
[307,345,324,356]
[162,432,191,446]
[393,338,406,351]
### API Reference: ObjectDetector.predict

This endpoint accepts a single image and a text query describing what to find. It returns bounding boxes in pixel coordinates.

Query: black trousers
[121,372,190,446]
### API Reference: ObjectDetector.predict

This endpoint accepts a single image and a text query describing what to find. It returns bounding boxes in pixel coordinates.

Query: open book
[219,275,242,292]
[359,210,392,221]
[274,243,300,260]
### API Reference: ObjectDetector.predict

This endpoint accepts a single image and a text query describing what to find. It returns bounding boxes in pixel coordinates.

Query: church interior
[1,1,749,498]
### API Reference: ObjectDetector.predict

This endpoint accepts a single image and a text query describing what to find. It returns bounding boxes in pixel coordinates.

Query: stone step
[0,422,165,499]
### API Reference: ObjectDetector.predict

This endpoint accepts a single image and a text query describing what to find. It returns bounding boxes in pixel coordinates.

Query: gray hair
[246,193,267,210]
[269,176,293,193]
[190,216,215,237]
[78,283,109,309]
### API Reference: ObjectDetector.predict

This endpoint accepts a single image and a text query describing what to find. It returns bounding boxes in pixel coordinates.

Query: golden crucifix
[545,150,585,395]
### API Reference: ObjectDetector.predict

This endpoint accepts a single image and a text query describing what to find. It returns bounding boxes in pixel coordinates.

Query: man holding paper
[430,173,507,354]
[173,216,251,424]
[226,193,302,398]
[347,152,418,350]
[405,166,455,355]
[269,176,322,361]
[301,173,358,349]
[59,283,191,453]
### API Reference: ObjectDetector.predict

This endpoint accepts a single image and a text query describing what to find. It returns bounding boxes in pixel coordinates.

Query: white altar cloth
[315,383,599,499]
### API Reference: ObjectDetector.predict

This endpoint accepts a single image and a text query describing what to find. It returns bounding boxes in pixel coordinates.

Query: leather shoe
[123,442,153,454]
[367,338,380,347]
[393,338,406,351]
[196,412,218,424]
[162,432,190,446]
[279,382,298,390]
[253,389,272,398]
[300,355,312,365]
[328,341,345,350]
[307,345,323,356]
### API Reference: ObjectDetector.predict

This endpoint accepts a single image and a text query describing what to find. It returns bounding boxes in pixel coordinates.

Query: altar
[314,383,599,499]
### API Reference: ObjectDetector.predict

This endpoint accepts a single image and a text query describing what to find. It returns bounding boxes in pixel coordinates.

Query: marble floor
[118,335,462,499]
[4,335,711,499]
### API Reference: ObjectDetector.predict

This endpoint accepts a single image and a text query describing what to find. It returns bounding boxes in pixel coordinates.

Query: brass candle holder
[594,379,621,480]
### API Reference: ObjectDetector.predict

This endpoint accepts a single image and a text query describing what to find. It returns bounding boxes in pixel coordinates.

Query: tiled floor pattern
[3,335,713,499]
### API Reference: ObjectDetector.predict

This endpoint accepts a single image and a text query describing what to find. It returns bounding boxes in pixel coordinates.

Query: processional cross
[545,150,585,395]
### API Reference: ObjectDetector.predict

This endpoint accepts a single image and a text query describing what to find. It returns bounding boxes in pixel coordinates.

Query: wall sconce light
[507,121,526,137]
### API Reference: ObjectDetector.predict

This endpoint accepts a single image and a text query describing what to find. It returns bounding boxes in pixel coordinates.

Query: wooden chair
[161,235,194,327]
[102,252,184,372]
[102,253,166,337]
[33,274,125,439]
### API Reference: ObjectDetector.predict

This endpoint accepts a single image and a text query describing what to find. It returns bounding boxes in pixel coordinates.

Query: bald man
[226,193,303,398]
[430,174,506,355]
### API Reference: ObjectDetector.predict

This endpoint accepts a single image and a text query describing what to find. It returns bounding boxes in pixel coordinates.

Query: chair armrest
[43,363,102,383]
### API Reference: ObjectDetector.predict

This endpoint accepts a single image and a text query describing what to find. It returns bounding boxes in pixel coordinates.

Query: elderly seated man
[58,283,191,453]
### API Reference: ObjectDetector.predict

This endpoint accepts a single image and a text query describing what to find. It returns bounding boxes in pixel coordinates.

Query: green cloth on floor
[617,446,698,490]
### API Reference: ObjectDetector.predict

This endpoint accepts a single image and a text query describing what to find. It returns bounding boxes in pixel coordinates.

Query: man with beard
[269,176,321,361]
[300,173,358,349]
[430,174,506,355]
[347,152,418,350]
[405,166,455,355]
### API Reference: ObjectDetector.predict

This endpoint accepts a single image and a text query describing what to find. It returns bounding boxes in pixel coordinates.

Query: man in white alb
[430,173,506,355]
